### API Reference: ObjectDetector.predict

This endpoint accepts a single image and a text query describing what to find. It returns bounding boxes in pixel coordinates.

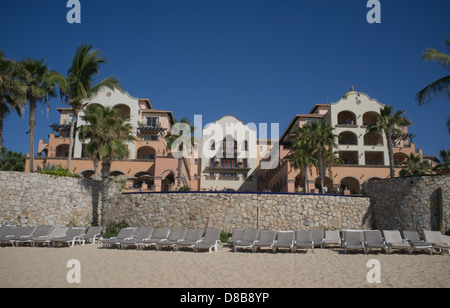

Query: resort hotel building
[27,87,432,194]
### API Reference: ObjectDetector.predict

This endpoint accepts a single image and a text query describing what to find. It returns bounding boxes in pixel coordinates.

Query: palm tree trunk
[302,165,308,193]
[317,148,325,194]
[28,97,36,172]
[177,157,182,189]
[0,104,5,149]
[66,112,76,172]
[385,130,396,178]
[100,160,111,227]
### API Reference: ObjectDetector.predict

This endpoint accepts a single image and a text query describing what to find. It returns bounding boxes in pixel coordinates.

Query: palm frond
[416,75,450,106]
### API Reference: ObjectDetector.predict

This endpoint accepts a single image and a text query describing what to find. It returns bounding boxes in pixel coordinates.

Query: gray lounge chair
[383,230,412,254]
[31,227,69,247]
[252,230,276,252]
[364,230,388,254]
[51,227,86,247]
[6,227,36,246]
[0,226,19,245]
[194,228,221,253]
[294,230,314,251]
[83,226,103,244]
[119,227,154,249]
[323,230,341,248]
[402,231,433,255]
[15,225,53,247]
[343,230,366,254]
[175,229,205,251]
[99,227,137,248]
[311,230,324,248]
[226,229,244,247]
[423,231,450,254]
[272,231,295,253]
[156,228,189,250]
[138,227,171,249]
[234,229,260,252]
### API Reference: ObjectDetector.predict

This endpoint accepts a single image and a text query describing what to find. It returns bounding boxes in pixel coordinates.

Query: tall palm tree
[399,153,431,177]
[433,149,450,174]
[288,125,317,193]
[165,117,195,189]
[367,105,412,178]
[301,121,337,193]
[48,44,123,172]
[416,39,450,133]
[0,51,27,148]
[20,58,56,172]
[78,105,135,226]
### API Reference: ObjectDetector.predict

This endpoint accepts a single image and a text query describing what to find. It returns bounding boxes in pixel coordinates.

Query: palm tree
[165,117,195,190]
[416,39,450,133]
[0,51,27,148]
[20,58,56,172]
[300,121,337,193]
[78,105,135,226]
[367,105,412,178]
[0,146,26,171]
[288,125,317,193]
[48,44,123,172]
[433,149,450,174]
[399,153,431,177]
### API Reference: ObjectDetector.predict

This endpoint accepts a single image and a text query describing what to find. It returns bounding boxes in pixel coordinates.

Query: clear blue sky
[1,0,449,157]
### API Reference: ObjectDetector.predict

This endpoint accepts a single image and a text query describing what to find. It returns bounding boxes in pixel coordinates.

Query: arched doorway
[315,176,333,193]
[161,171,175,192]
[340,177,361,195]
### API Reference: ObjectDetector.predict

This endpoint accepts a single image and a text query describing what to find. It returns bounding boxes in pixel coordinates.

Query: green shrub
[103,220,129,238]
[36,164,81,178]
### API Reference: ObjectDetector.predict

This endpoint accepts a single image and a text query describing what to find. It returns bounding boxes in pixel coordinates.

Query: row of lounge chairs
[98,227,222,253]
[0,225,102,247]
[227,228,450,255]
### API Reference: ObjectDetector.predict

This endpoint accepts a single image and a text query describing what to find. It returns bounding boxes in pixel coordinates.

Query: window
[210,158,215,167]
[143,134,159,141]
[243,159,248,168]
[210,140,215,151]
[146,117,160,127]
[221,158,236,168]
[244,140,248,151]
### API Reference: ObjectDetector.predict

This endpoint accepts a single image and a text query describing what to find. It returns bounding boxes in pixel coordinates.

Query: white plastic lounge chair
[138,227,171,249]
[7,227,36,247]
[156,228,189,250]
[226,229,244,247]
[423,231,450,254]
[51,227,86,247]
[15,225,53,247]
[294,230,314,251]
[383,230,412,254]
[234,229,260,252]
[311,230,324,248]
[402,231,433,255]
[98,227,137,248]
[364,230,388,254]
[119,227,154,249]
[343,230,366,254]
[175,229,205,251]
[252,230,276,252]
[194,228,221,253]
[272,231,295,253]
[323,230,341,248]
[31,227,68,247]
[83,226,103,244]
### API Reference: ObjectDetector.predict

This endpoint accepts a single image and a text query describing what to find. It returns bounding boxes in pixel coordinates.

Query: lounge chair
[311,230,324,248]
[323,230,341,248]
[402,231,433,255]
[343,230,366,254]
[226,229,244,247]
[15,225,53,247]
[2,227,36,247]
[98,227,137,248]
[364,230,388,254]
[174,229,205,251]
[119,227,154,249]
[194,228,221,253]
[252,230,276,252]
[383,230,412,254]
[138,227,171,250]
[156,228,189,250]
[423,231,450,254]
[272,231,295,253]
[31,227,69,247]
[234,229,260,252]
[51,227,86,247]
[0,226,19,245]
[83,226,103,244]
[294,230,314,251]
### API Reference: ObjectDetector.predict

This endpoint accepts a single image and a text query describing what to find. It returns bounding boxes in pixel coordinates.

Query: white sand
[0,245,448,288]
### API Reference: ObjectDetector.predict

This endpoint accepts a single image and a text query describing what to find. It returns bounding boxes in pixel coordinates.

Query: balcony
[137,121,167,134]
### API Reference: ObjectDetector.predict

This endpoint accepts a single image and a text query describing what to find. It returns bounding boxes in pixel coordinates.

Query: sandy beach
[0,244,448,289]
